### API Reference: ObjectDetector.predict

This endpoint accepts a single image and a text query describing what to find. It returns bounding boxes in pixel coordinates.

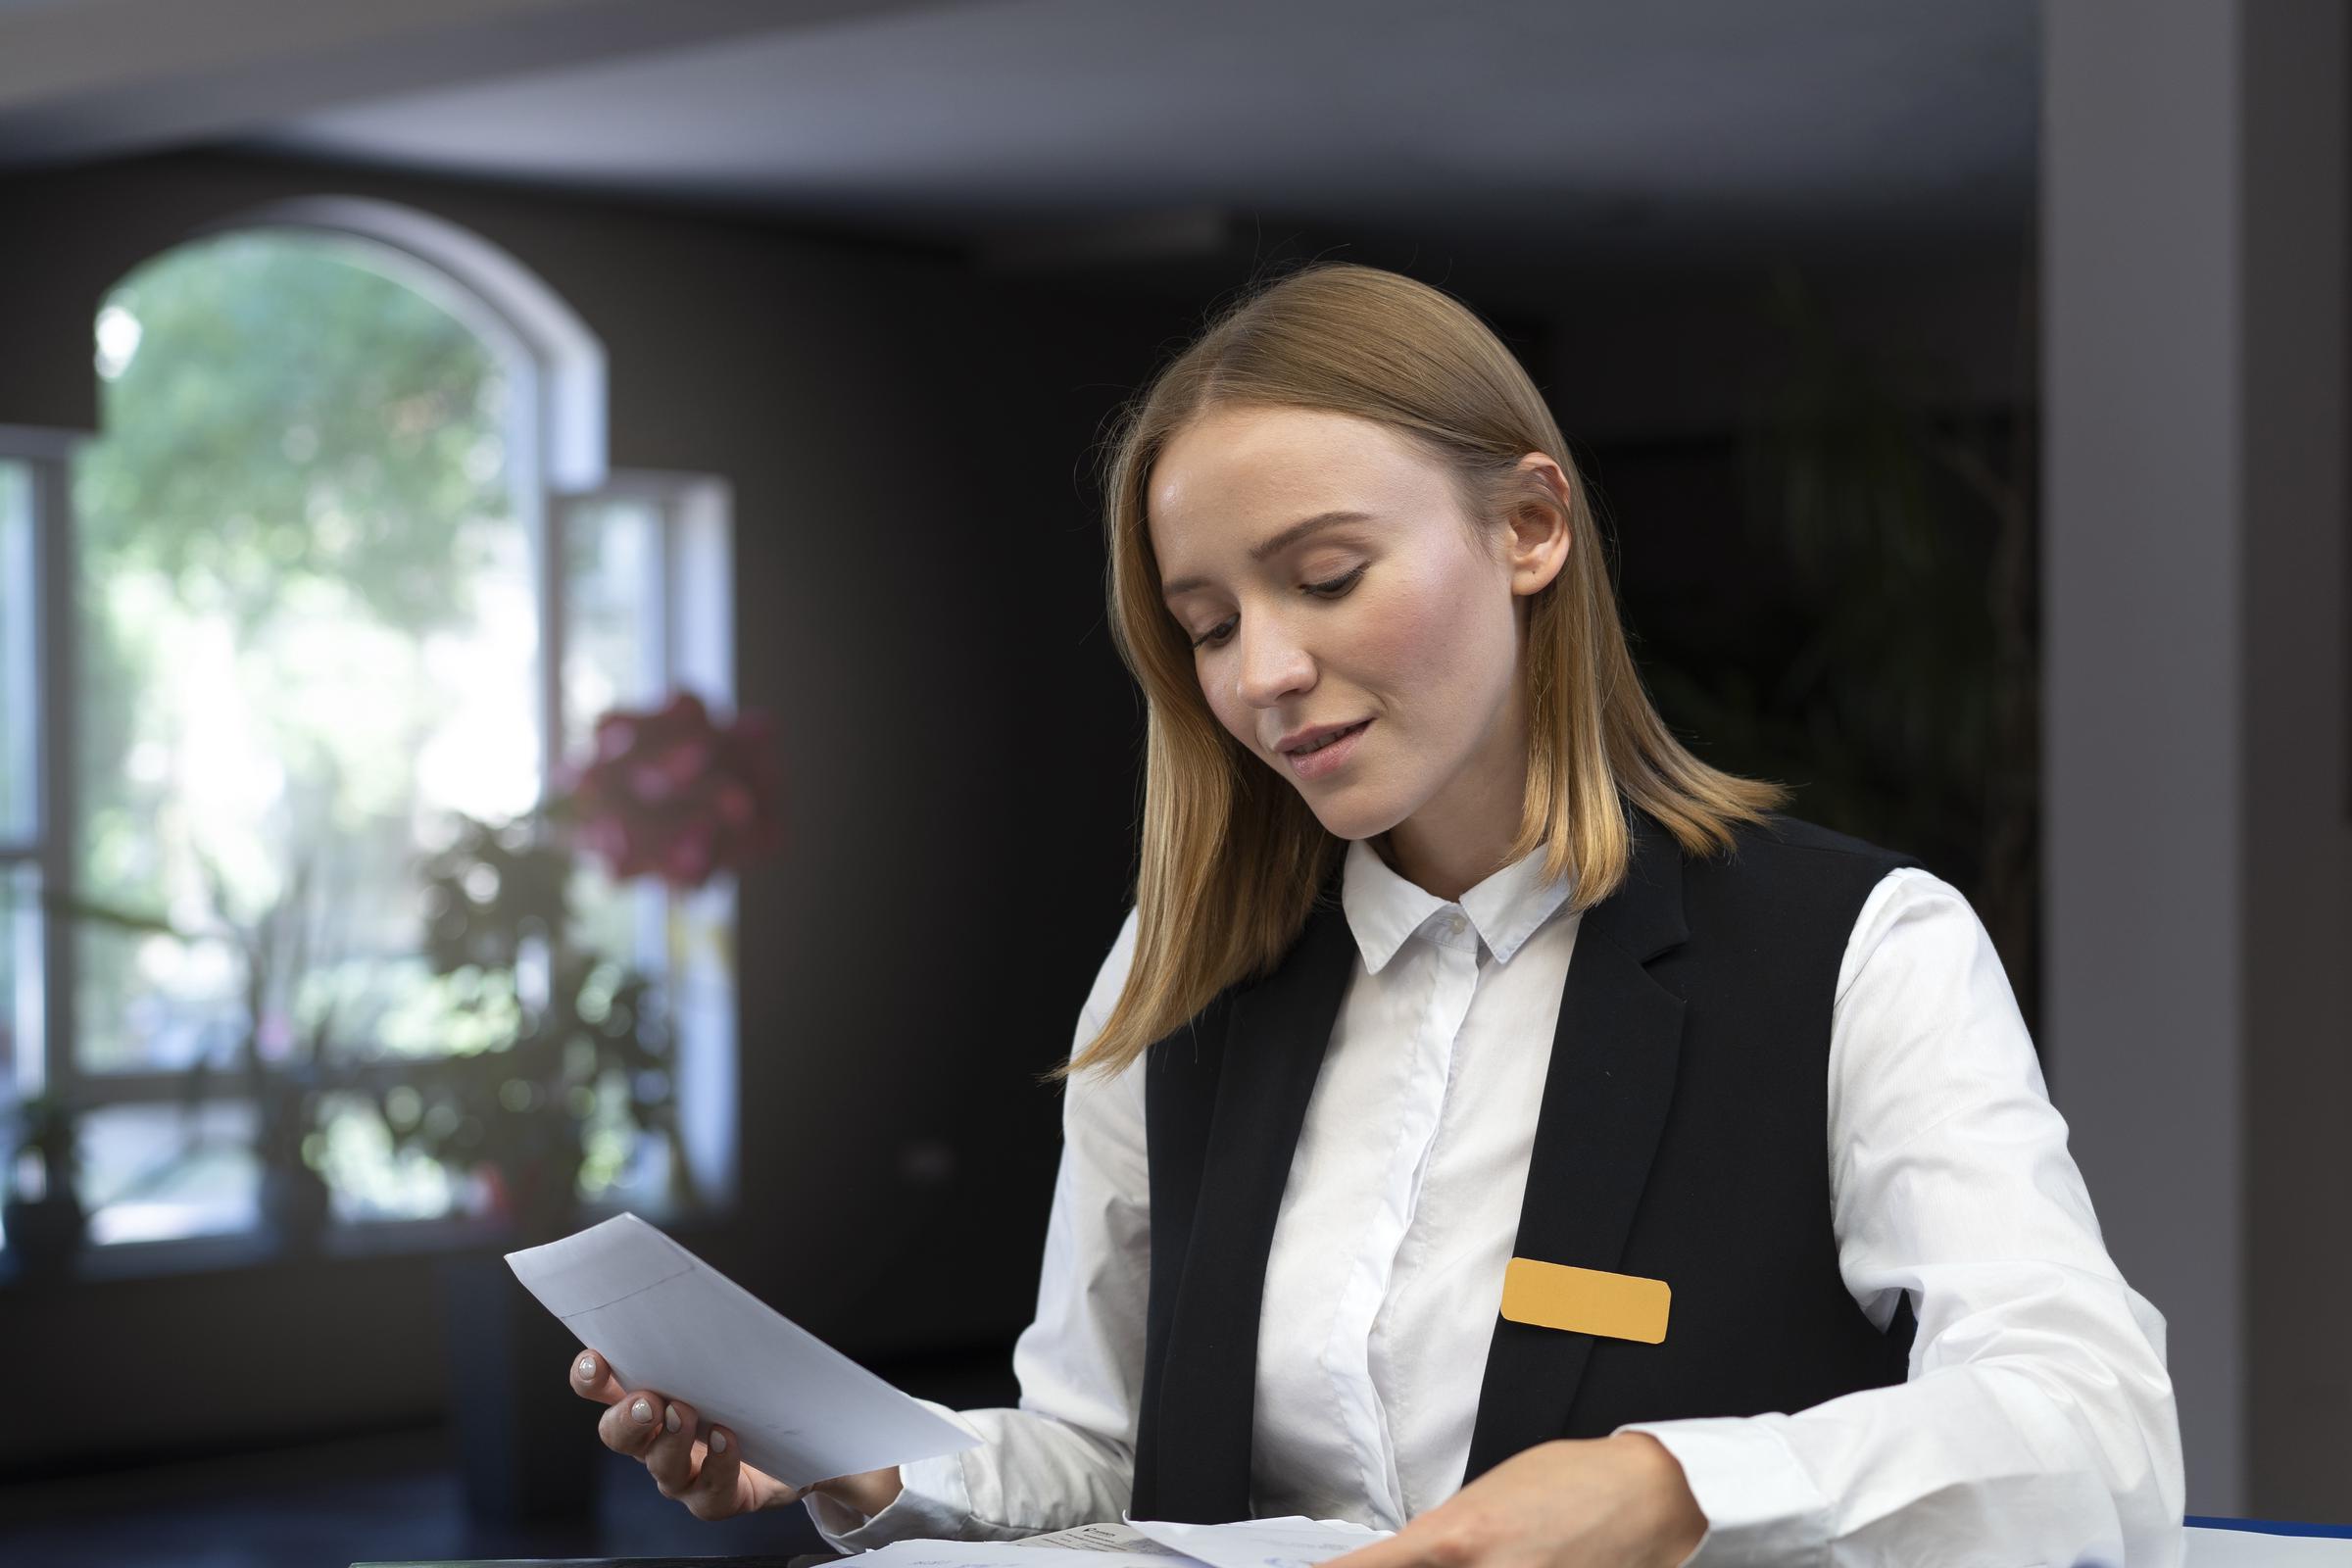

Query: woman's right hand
[568,1348,906,1522]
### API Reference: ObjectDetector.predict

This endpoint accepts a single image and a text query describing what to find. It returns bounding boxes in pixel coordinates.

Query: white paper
[860,1544,1176,1568]
[858,1519,2331,1568]
[1123,1514,1396,1568]
[852,1516,1391,1568]
[853,1520,2326,1568]
[1011,1523,1186,1554]
[504,1211,980,1490]
[2185,1528,2352,1567]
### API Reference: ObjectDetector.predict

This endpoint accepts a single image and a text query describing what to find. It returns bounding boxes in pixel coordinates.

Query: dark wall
[0,148,1198,1472]
[0,148,2029,1475]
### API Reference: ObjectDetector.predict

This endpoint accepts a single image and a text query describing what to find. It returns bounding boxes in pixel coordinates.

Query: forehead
[1148,405,1438,539]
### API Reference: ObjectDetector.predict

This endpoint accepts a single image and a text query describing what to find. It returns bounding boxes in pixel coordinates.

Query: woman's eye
[1189,564,1367,650]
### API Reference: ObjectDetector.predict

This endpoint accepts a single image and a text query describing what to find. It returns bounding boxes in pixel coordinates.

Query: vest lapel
[1142,811,1690,1517]
[1460,808,1690,1484]
[1144,884,1357,1522]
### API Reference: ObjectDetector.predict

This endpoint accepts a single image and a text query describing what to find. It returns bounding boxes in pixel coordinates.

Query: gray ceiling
[231,0,2035,271]
[0,0,2036,282]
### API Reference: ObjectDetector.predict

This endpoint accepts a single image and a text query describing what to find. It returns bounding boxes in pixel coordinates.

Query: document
[858,1544,1170,1568]
[851,1519,2351,1568]
[861,1532,1174,1568]
[853,1516,1395,1568]
[1010,1523,1186,1554]
[505,1211,981,1490]
[2184,1527,2352,1566]
[1122,1514,1394,1568]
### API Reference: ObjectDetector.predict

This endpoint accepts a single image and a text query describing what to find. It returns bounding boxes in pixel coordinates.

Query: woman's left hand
[1317,1434,1708,1568]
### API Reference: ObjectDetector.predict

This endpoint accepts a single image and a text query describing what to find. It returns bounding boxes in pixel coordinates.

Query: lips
[1289,720,1368,756]
[1278,718,1371,756]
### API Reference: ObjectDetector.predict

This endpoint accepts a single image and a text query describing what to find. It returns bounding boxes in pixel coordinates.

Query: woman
[569,263,2185,1565]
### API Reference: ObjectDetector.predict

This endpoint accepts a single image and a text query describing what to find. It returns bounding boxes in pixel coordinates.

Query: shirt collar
[1340,834,1578,974]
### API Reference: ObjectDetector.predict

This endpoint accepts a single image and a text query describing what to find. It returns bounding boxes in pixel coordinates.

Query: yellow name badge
[1500,1256,1671,1345]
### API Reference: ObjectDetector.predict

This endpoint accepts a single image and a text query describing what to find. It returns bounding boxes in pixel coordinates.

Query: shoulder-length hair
[1054,261,1788,1084]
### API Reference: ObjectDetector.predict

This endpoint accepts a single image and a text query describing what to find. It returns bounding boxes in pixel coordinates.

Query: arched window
[0,201,736,1259]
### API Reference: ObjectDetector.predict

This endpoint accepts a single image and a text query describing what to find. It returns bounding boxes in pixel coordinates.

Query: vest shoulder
[1663,811,1926,951]
[1712,811,1925,873]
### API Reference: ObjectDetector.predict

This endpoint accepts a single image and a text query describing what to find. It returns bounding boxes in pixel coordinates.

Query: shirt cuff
[804,1449,974,1551]
[803,1399,985,1552]
[1613,1417,1835,1568]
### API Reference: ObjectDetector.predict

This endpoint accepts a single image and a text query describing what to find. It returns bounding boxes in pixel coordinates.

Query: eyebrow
[1159,510,1378,599]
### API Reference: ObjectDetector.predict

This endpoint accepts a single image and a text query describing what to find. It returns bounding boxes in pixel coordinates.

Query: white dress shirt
[808,836,2186,1565]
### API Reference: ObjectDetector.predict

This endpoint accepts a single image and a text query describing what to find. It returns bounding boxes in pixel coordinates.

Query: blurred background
[0,1,2341,1563]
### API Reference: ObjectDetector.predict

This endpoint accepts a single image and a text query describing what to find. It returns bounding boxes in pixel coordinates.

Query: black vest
[1129,807,1925,1522]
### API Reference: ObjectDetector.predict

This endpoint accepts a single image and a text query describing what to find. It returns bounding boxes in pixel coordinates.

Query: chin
[1302,794,1406,844]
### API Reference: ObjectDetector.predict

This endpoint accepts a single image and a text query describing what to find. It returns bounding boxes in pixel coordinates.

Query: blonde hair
[1054,262,1788,1084]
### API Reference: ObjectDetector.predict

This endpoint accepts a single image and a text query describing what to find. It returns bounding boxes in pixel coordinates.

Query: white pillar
[2043,0,2351,1520]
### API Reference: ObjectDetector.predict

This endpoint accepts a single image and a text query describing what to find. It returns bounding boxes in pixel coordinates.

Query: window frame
[550,469,742,1216]
[0,220,738,1275]
[0,428,82,1122]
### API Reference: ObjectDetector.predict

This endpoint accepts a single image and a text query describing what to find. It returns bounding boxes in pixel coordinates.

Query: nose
[1230,610,1316,713]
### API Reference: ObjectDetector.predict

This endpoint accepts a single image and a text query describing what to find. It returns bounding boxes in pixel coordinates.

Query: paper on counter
[1123,1514,1395,1568]
[854,1515,1392,1568]
[2184,1527,2352,1567]
[1011,1523,1187,1554]
[505,1211,980,1490]
[863,1544,1176,1568]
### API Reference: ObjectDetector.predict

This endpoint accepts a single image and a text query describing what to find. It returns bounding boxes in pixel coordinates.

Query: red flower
[562,692,784,889]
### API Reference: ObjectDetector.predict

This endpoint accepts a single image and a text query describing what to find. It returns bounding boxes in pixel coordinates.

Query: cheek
[1193,564,1494,742]
[1198,665,1253,749]
[1351,566,1484,693]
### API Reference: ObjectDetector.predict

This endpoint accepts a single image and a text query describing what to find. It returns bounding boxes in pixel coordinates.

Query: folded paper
[506,1212,980,1489]
[1499,1255,1670,1344]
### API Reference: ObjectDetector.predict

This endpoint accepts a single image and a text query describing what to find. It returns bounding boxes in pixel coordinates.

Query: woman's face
[1148,403,1568,875]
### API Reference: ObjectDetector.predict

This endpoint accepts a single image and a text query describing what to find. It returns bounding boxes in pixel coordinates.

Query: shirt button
[1444,912,1466,936]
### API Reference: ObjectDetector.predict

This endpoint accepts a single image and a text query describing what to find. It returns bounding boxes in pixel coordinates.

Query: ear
[1504,453,1574,597]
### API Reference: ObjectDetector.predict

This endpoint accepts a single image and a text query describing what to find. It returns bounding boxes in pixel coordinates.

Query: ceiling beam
[0,0,983,171]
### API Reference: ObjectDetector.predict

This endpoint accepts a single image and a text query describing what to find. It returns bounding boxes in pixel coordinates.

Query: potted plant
[46,856,338,1253]
[393,813,675,1247]
[3,1093,88,1277]
[421,689,781,1526]
[1634,265,2042,1025]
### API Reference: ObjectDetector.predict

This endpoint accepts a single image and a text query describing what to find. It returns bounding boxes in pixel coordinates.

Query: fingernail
[577,1354,598,1381]
[664,1404,681,1433]
[712,1430,729,1454]
[631,1396,653,1424]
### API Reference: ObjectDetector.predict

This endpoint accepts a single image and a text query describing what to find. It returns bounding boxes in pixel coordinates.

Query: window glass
[563,494,662,757]
[309,1086,460,1223]
[48,224,715,1250]
[0,461,33,843]
[66,231,552,1238]
[71,232,539,1086]
[80,1099,260,1245]
[1,863,35,1101]
[562,494,665,978]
